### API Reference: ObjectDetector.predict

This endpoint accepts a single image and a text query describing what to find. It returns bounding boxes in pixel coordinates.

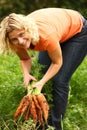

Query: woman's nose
[18,37,24,45]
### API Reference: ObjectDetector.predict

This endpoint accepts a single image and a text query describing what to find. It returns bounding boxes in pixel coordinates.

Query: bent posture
[0,8,87,130]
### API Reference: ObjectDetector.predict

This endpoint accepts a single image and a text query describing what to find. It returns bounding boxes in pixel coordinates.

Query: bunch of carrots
[14,83,49,127]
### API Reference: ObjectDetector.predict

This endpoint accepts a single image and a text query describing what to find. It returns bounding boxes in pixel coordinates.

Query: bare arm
[15,46,37,88]
[20,58,31,75]
[20,58,37,87]
[32,43,63,92]
[41,43,63,84]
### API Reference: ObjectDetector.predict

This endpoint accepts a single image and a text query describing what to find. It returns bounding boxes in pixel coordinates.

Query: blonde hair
[0,13,39,54]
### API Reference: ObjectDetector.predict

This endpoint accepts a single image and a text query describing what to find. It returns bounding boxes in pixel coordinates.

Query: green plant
[0,52,87,130]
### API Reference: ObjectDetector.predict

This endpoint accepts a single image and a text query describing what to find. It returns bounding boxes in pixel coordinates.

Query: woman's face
[8,29,31,49]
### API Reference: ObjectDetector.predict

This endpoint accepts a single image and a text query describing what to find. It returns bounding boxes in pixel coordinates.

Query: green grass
[0,53,87,130]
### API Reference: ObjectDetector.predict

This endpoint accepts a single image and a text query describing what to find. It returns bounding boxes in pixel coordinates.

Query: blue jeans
[38,19,87,130]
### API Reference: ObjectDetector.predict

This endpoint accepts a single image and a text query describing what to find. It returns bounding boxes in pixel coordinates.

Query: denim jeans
[38,19,87,130]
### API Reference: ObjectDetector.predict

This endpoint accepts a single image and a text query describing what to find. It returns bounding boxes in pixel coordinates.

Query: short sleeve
[45,32,59,52]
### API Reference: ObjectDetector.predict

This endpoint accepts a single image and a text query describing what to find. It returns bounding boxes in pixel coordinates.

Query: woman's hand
[31,80,45,93]
[24,73,37,90]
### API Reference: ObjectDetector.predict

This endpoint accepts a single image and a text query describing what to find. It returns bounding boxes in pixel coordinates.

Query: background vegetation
[0,52,87,130]
[0,0,87,129]
[0,0,87,20]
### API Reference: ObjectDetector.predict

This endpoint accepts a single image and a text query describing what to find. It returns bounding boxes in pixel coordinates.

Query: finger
[24,79,29,86]
[31,76,37,81]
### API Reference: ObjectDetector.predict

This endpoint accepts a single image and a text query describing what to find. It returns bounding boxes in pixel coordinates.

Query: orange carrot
[14,95,27,119]
[23,106,30,120]
[14,94,31,119]
[32,95,41,109]
[29,99,37,123]
[37,93,49,121]
[14,83,49,127]
[21,94,31,113]
[32,95,44,126]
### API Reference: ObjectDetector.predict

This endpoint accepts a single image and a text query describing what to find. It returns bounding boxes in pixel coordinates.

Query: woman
[0,8,87,130]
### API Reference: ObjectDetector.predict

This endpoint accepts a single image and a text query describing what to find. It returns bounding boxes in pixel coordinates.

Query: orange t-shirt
[28,8,83,52]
